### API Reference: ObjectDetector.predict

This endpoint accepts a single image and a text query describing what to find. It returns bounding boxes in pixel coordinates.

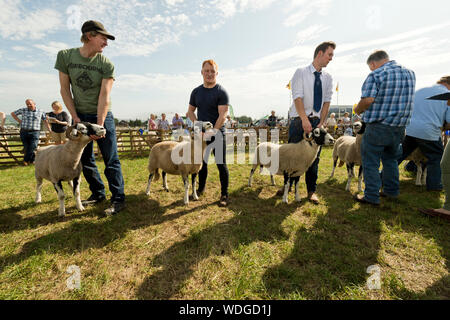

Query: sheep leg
[282,172,289,204]
[330,157,338,178]
[183,175,189,205]
[191,173,199,200]
[270,174,275,186]
[294,177,301,202]
[162,171,169,192]
[421,166,427,186]
[53,181,65,217]
[35,177,43,203]
[248,164,257,187]
[259,165,263,174]
[358,166,363,193]
[415,163,423,186]
[72,176,84,211]
[346,163,354,191]
[145,173,154,196]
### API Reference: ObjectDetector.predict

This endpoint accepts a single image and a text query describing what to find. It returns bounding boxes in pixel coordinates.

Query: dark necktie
[313,71,322,113]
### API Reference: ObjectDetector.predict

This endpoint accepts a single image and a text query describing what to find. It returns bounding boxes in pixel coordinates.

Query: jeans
[198,130,229,196]
[361,123,405,204]
[288,117,322,193]
[441,142,450,210]
[20,130,40,163]
[398,135,443,190]
[78,112,125,203]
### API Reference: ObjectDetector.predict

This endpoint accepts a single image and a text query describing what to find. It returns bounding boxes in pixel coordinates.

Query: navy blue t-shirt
[189,84,229,127]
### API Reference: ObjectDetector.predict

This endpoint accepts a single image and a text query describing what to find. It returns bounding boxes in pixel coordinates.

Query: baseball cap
[81,20,115,40]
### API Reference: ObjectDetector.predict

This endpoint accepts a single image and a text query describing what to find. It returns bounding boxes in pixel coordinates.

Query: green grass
[0,147,448,300]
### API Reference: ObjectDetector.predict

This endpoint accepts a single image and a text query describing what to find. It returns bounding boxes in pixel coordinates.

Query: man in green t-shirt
[54,20,125,216]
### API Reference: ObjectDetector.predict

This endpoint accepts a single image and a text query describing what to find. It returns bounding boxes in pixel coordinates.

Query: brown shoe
[23,161,29,166]
[307,192,320,205]
[354,194,380,206]
[418,208,450,221]
[219,195,229,207]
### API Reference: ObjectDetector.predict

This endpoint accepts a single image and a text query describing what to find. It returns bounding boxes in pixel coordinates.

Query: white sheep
[145,122,213,204]
[248,127,335,203]
[330,121,366,192]
[403,148,428,186]
[35,122,106,216]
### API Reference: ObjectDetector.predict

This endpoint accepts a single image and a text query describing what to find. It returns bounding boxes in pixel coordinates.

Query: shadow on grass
[0,193,209,274]
[136,185,301,299]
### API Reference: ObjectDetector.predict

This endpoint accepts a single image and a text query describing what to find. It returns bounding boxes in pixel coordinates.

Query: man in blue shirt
[186,59,230,207]
[11,99,51,165]
[399,76,450,191]
[354,50,416,205]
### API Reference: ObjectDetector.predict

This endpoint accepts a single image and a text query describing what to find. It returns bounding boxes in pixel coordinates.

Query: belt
[20,129,39,132]
[291,116,320,121]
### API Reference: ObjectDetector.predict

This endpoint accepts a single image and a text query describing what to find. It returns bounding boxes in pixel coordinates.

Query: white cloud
[295,24,330,44]
[0,0,61,40]
[165,0,185,6]
[284,0,333,27]
[34,41,70,57]
[12,46,27,51]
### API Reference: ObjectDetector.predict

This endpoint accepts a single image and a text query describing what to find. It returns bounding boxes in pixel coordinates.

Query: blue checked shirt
[13,108,47,131]
[361,60,416,127]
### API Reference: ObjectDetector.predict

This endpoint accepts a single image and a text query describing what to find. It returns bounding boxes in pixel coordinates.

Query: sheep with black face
[248,127,334,203]
[35,122,106,217]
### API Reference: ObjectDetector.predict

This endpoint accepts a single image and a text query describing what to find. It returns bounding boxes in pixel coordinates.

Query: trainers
[219,195,229,207]
[81,195,106,206]
[104,201,125,216]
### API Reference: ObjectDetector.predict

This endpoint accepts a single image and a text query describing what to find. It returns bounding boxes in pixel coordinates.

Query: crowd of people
[6,20,450,221]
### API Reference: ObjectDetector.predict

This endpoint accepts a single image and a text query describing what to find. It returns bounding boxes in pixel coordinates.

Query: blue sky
[1,0,449,120]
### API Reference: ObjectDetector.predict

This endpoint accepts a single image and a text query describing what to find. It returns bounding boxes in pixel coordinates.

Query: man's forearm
[11,113,21,124]
[187,109,197,123]
[60,88,77,120]
[355,97,375,115]
[97,92,110,126]
[294,98,308,121]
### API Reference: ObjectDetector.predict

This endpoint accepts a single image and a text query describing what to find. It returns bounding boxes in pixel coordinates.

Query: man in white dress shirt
[285,41,335,204]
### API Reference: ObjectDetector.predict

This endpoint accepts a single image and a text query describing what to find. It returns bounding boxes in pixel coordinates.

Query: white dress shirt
[288,64,333,119]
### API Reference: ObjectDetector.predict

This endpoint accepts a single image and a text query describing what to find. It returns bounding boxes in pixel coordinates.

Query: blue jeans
[20,130,40,163]
[398,135,443,190]
[361,123,405,204]
[288,117,322,193]
[78,112,125,203]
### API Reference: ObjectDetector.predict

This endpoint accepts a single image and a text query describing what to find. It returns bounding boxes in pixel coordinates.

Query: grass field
[0,147,448,300]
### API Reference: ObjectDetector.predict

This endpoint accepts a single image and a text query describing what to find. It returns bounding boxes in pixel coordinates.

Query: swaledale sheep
[403,148,428,186]
[35,122,106,217]
[248,127,334,203]
[330,121,366,192]
[146,122,213,205]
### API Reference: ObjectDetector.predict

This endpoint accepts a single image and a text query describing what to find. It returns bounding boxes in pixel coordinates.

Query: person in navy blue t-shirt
[186,59,230,207]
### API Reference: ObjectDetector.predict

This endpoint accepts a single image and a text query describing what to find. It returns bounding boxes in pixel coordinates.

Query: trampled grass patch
[0,147,448,299]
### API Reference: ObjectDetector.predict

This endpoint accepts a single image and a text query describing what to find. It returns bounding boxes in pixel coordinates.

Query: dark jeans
[288,117,322,193]
[20,130,40,163]
[78,112,125,203]
[198,131,229,196]
[361,123,405,204]
[398,135,443,190]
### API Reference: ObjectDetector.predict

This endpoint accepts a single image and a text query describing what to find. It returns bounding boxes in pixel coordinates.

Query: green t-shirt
[54,48,115,114]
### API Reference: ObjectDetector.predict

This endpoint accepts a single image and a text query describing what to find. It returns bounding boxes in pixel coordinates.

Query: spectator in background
[266,110,278,128]
[225,115,234,129]
[11,99,51,165]
[336,118,344,136]
[148,113,157,130]
[47,101,70,145]
[157,113,170,130]
[399,75,450,191]
[172,113,184,129]
[342,112,351,128]
[419,92,450,221]
[326,112,337,135]
[0,111,5,131]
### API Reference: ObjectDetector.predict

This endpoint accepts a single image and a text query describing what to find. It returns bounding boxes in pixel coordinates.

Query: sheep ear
[65,126,77,140]
[313,128,320,137]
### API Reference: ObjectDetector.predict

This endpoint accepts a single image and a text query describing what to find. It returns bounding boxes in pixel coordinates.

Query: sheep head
[65,122,106,142]
[308,127,335,145]
[353,121,366,135]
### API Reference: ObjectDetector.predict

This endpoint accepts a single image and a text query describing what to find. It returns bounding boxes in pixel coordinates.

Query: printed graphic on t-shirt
[76,71,94,91]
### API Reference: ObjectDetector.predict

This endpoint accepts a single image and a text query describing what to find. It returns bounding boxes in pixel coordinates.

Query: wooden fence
[0,127,290,166]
